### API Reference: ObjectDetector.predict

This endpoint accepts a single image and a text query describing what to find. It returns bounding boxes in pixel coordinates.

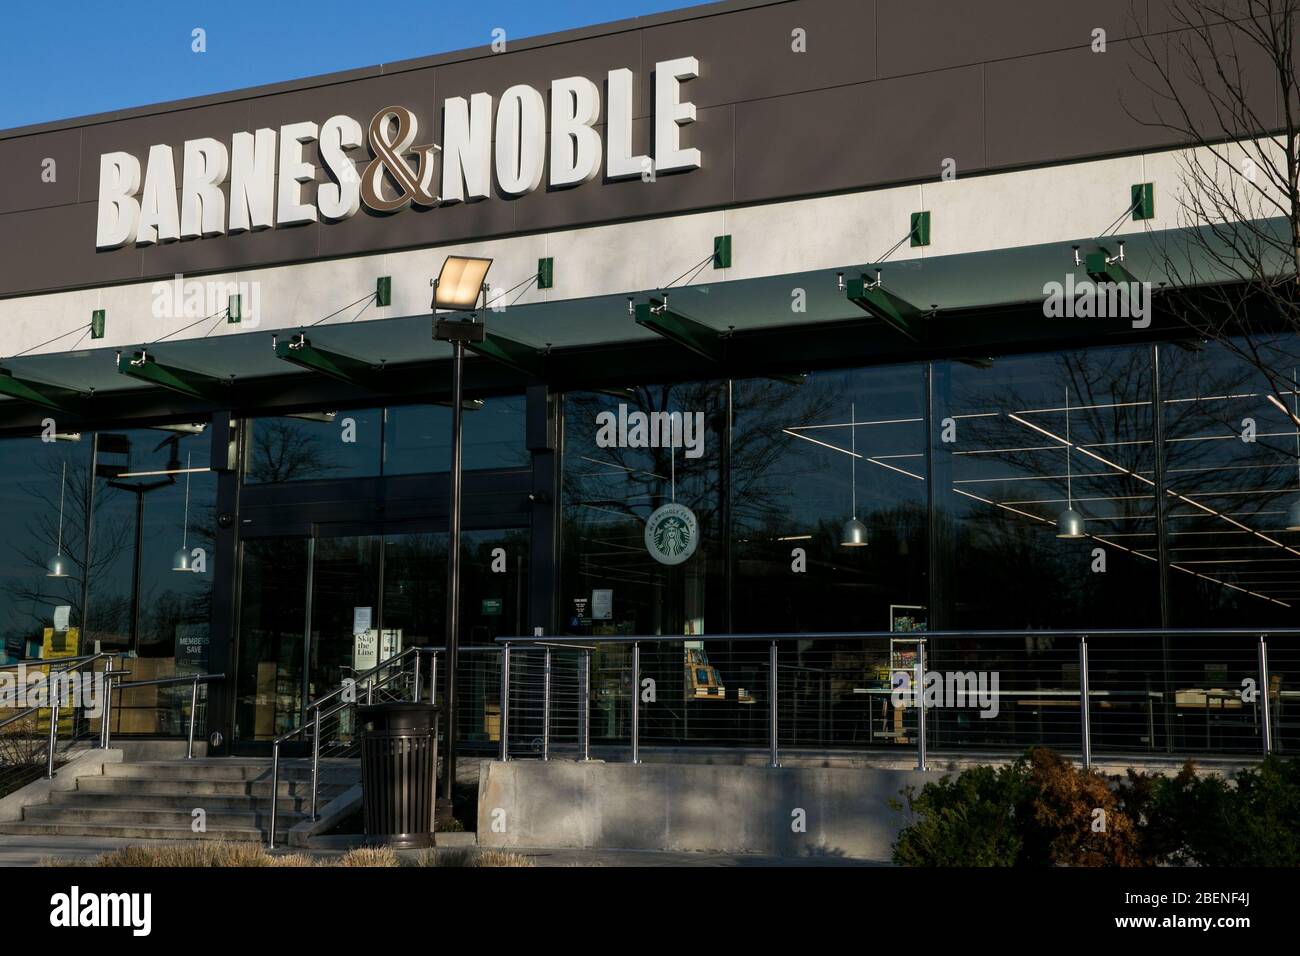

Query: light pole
[431,256,493,820]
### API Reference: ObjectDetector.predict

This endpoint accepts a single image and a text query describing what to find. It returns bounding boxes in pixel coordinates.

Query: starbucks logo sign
[644,503,699,565]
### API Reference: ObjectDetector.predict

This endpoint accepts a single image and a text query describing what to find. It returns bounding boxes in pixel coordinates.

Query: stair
[0,759,359,844]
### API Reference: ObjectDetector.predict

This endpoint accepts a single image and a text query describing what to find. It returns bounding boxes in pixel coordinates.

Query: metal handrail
[101,672,224,759]
[0,653,113,778]
[494,627,1300,644]
[267,648,437,848]
[0,652,113,673]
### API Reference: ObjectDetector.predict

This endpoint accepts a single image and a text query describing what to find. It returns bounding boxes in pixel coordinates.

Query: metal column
[631,642,640,764]
[916,639,927,771]
[1079,635,1092,768]
[768,641,780,768]
[1259,634,1273,755]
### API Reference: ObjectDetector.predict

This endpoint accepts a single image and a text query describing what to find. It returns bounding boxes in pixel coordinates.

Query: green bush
[894,749,1300,867]
[892,758,1035,866]
[1119,756,1300,866]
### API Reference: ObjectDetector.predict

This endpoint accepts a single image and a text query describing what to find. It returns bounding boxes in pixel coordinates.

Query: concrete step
[0,821,280,844]
[49,790,322,813]
[21,805,307,829]
[75,775,352,799]
[102,760,354,783]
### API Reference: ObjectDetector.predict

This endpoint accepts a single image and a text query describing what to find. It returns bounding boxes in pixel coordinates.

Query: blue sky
[0,0,694,131]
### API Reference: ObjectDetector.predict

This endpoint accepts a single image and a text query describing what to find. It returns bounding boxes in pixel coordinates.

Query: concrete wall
[477,759,942,860]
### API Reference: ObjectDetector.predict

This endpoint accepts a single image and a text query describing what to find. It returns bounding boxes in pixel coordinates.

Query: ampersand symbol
[361,106,440,211]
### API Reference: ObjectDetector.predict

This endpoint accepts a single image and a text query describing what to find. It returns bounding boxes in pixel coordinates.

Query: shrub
[1119,756,1300,867]
[896,748,1143,866]
[896,750,1300,867]
[892,758,1034,866]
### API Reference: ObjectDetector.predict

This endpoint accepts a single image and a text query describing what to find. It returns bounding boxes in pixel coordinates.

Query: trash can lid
[358,701,439,732]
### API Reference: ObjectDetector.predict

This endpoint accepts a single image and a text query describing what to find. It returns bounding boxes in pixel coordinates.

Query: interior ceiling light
[840,401,869,548]
[1056,385,1086,539]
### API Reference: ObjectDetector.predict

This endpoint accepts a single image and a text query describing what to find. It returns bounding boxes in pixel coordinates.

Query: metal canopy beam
[273,334,386,390]
[466,331,546,378]
[845,276,927,343]
[0,367,87,416]
[634,299,725,362]
[116,350,230,403]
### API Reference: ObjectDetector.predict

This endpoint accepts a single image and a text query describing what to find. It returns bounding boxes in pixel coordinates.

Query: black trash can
[359,702,439,848]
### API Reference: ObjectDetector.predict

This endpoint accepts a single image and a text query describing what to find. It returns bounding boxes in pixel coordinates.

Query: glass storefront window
[84,428,216,736]
[244,409,383,484]
[0,435,92,664]
[244,397,527,484]
[731,365,929,634]
[561,383,727,638]
[384,397,528,474]
[933,348,1160,629]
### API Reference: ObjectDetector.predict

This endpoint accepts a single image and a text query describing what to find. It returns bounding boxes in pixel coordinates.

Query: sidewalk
[0,834,887,867]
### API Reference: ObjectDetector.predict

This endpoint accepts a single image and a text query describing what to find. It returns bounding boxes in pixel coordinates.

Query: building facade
[0,0,1296,758]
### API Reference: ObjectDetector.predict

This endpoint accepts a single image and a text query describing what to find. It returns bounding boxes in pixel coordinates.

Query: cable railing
[490,629,1300,771]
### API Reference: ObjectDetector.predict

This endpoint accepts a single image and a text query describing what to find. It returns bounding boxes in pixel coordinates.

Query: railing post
[499,644,511,762]
[46,696,59,779]
[915,638,927,772]
[268,740,280,849]
[311,703,322,820]
[581,649,592,762]
[186,677,199,759]
[542,647,552,761]
[1259,634,1273,756]
[99,657,112,749]
[768,640,780,768]
[1079,634,1092,769]
[631,641,641,765]
[413,650,422,704]
[430,652,438,708]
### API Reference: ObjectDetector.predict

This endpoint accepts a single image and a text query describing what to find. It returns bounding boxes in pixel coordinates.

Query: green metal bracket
[1131,183,1154,220]
[376,276,392,306]
[634,299,724,362]
[537,258,554,290]
[0,367,86,415]
[910,212,931,247]
[1085,248,1139,286]
[274,334,386,390]
[845,276,927,342]
[227,295,241,324]
[713,235,732,269]
[466,331,546,378]
[91,310,105,340]
[116,351,230,402]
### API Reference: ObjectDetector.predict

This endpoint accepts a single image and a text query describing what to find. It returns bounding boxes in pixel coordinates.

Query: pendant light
[1286,370,1300,531]
[46,460,69,578]
[172,452,194,572]
[840,402,869,547]
[1056,386,1085,539]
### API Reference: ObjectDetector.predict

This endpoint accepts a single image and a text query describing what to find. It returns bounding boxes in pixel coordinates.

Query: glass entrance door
[233,527,528,744]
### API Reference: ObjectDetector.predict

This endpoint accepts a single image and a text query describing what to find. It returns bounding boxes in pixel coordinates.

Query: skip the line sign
[95,58,703,250]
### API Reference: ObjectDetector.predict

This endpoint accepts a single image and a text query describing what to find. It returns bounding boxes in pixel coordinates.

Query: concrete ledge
[0,748,124,823]
[477,760,941,860]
